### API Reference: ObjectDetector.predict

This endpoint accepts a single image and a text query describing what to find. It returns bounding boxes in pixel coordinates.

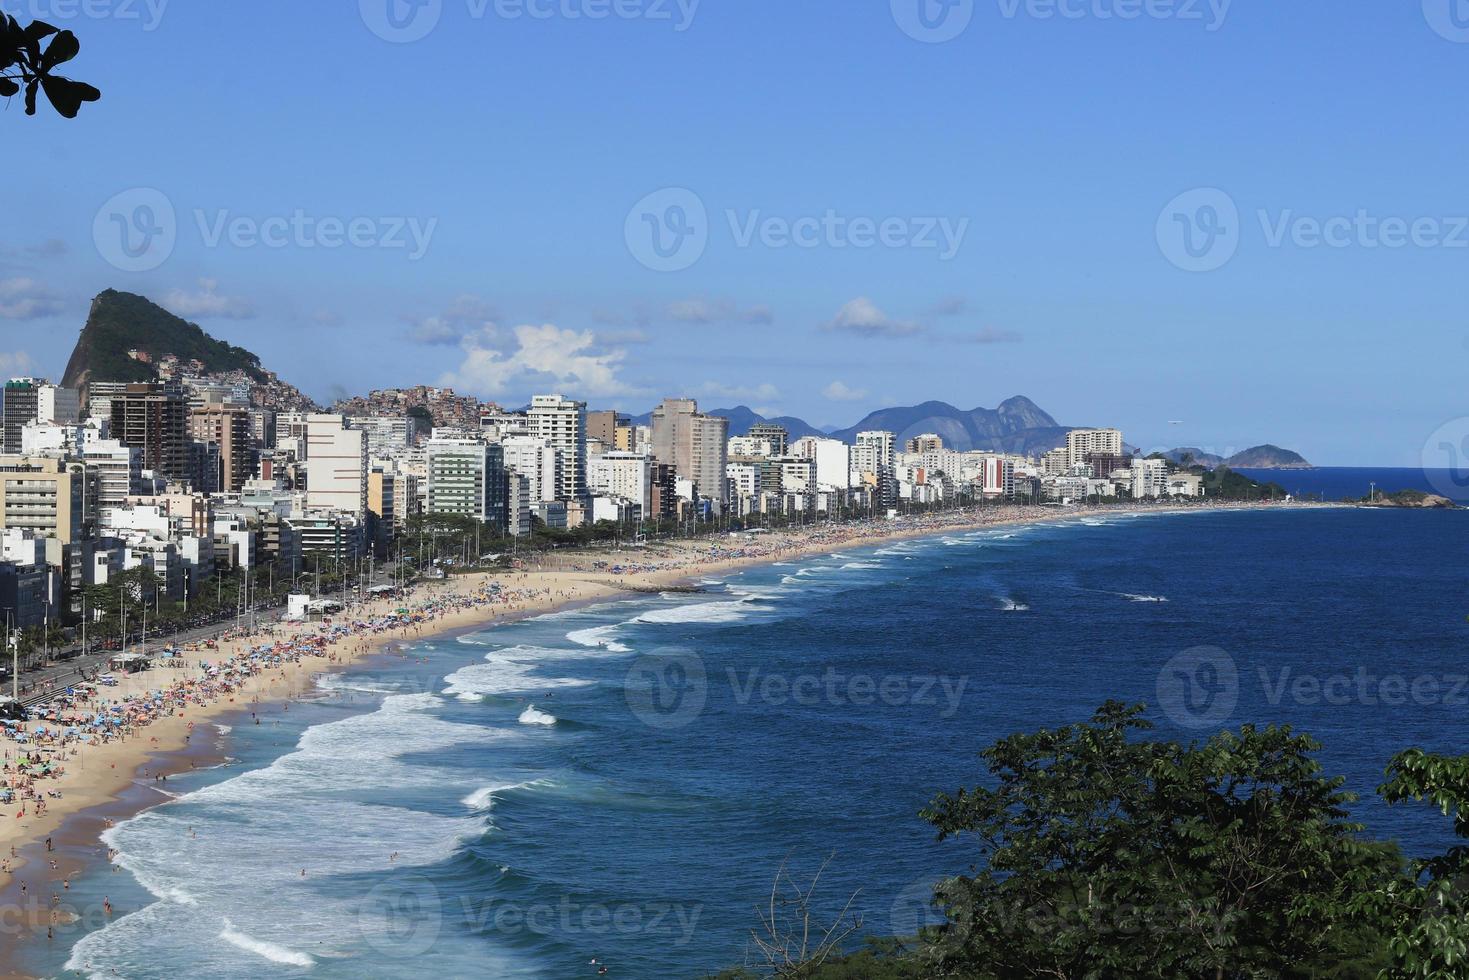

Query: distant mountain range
[56,289,1311,469]
[636,397,1081,457]
[1163,445,1312,470]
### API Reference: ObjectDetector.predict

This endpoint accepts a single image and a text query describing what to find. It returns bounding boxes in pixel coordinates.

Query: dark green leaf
[40,75,99,117]
[39,29,79,71]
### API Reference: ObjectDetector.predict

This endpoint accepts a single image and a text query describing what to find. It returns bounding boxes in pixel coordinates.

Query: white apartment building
[726,462,759,500]
[1066,428,1124,468]
[502,435,560,504]
[728,436,775,458]
[528,395,587,501]
[37,384,80,425]
[856,431,896,467]
[1130,458,1170,498]
[305,414,368,515]
[355,416,411,456]
[792,437,851,490]
[83,438,142,508]
[979,455,1016,499]
[588,451,652,514]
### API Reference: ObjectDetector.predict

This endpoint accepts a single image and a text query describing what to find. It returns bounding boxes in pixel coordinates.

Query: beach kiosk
[108,652,152,675]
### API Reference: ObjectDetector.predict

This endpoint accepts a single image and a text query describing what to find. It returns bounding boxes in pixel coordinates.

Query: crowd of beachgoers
[0,577,562,832]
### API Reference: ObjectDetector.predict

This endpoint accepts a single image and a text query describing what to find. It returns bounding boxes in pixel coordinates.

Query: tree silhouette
[0,16,100,118]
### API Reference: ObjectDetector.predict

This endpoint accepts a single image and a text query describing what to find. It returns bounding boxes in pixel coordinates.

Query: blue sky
[0,0,1464,464]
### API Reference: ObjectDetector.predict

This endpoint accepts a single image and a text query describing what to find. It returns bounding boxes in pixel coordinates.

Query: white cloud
[699,380,780,405]
[956,326,1022,344]
[822,297,922,338]
[0,351,35,374]
[822,380,869,402]
[163,279,255,319]
[929,296,967,317]
[0,278,63,320]
[440,324,643,400]
[406,294,499,345]
[668,298,774,325]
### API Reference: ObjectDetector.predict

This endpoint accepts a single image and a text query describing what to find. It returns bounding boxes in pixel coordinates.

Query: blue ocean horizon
[27,502,1469,978]
[1236,466,1469,504]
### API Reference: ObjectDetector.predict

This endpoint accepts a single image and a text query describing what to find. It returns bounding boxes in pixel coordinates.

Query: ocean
[1235,466,1469,504]
[24,504,1469,979]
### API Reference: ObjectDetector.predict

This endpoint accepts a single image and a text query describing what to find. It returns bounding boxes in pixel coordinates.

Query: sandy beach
[0,500,1314,975]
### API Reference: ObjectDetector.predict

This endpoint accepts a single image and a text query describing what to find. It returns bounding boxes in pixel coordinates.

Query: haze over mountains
[58,289,1310,467]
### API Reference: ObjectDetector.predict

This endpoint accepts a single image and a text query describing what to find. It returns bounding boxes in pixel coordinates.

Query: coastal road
[8,563,408,710]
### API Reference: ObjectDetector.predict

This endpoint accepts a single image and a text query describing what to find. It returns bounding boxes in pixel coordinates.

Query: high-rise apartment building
[528,395,587,501]
[748,423,789,457]
[1,379,40,454]
[110,383,190,481]
[426,438,508,530]
[1066,428,1124,468]
[650,398,730,513]
[0,456,91,544]
[588,451,652,515]
[189,400,254,492]
[304,414,368,515]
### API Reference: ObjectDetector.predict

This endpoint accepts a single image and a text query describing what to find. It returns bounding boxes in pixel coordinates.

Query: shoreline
[0,500,1326,976]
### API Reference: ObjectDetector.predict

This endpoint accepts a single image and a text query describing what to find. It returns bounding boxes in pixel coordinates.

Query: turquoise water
[24,506,1469,978]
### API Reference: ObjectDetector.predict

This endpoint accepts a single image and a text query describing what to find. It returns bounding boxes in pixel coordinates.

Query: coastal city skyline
[4,2,1468,465]
[2,5,1467,978]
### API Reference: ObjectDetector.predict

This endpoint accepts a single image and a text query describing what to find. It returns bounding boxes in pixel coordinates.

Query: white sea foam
[442,647,595,700]
[518,704,557,726]
[635,600,768,624]
[565,624,631,653]
[220,921,317,967]
[462,777,551,810]
[998,597,1030,612]
[215,724,232,735]
[840,561,884,571]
